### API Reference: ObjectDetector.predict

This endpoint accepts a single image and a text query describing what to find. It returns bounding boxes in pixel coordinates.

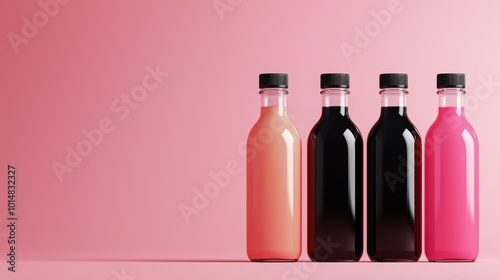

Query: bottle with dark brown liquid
[308,73,363,261]
[367,73,422,262]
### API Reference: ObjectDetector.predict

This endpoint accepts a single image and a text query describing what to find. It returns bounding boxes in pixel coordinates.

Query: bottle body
[246,82,302,261]
[425,86,479,261]
[307,86,363,261]
[367,83,422,261]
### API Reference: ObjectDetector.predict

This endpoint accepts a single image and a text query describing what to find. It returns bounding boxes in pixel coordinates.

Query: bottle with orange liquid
[246,73,302,261]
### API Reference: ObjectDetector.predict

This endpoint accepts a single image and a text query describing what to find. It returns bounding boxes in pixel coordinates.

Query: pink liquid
[425,106,479,261]
[247,106,302,261]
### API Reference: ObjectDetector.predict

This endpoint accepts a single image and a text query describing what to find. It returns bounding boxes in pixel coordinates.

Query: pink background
[0,0,499,277]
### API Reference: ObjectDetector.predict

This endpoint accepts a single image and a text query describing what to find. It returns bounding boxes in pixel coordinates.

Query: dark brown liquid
[367,106,422,261]
[307,106,363,261]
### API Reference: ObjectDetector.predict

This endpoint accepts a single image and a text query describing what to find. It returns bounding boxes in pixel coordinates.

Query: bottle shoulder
[368,116,420,141]
[249,114,301,140]
[426,116,478,143]
[310,116,363,143]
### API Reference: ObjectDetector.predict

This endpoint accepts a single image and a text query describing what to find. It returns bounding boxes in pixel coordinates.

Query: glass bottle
[307,73,363,261]
[247,73,302,261]
[425,73,479,262]
[367,73,422,262]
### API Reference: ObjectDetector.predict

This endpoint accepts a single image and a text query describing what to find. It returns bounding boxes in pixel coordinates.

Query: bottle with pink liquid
[425,73,479,262]
[246,73,302,261]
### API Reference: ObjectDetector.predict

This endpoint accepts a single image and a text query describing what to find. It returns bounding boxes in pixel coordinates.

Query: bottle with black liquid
[308,73,363,261]
[367,73,422,262]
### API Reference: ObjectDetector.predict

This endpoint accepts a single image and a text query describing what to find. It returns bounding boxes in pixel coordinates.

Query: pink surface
[0,0,499,273]
[1,261,500,280]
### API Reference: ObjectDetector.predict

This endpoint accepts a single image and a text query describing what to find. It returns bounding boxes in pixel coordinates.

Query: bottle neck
[260,88,288,115]
[321,88,349,116]
[380,88,408,116]
[437,88,465,116]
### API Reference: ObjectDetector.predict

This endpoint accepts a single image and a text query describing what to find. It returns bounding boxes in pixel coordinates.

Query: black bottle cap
[259,73,288,88]
[437,73,465,88]
[321,73,350,88]
[379,73,408,88]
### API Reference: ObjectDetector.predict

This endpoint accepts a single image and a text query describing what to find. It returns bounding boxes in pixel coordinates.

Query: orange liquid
[246,106,302,261]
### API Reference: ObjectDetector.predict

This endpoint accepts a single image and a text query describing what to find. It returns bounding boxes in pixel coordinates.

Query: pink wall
[0,0,499,263]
